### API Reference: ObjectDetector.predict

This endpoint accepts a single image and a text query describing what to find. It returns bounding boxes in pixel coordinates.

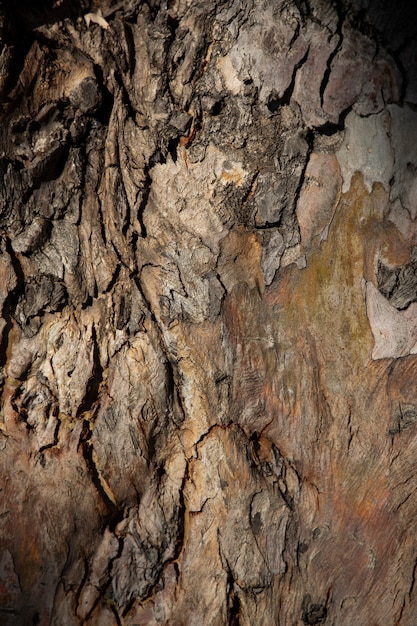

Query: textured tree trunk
[1,0,417,624]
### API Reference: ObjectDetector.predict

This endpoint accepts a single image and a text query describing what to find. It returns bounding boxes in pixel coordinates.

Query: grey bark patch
[377,253,417,311]
[15,274,68,335]
[69,76,101,114]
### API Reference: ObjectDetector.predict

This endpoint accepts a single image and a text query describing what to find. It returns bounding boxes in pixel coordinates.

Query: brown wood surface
[0,1,417,624]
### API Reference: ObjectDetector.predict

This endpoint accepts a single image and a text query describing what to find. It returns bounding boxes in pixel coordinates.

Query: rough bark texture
[1,0,417,624]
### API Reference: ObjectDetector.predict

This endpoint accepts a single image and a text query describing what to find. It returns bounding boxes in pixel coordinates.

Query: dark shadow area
[8,0,91,32]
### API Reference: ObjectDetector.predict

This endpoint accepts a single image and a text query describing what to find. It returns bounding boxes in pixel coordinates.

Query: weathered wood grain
[0,0,417,624]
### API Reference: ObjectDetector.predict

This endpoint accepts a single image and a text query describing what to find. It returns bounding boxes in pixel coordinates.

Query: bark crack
[217,530,242,626]
[77,418,119,517]
[319,4,344,108]
[0,237,25,373]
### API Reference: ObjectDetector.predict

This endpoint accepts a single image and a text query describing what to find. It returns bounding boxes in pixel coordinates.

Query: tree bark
[1,0,417,624]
